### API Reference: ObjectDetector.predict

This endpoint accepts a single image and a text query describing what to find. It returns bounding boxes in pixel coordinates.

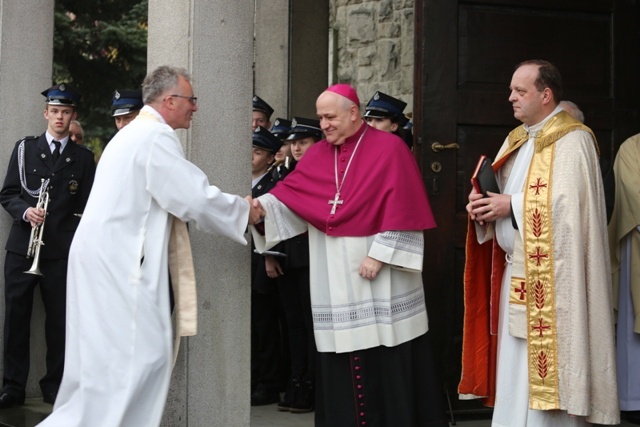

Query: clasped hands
[466,188,511,226]
[245,196,265,225]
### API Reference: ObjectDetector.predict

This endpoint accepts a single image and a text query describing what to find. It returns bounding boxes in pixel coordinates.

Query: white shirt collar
[524,105,564,136]
[45,132,70,153]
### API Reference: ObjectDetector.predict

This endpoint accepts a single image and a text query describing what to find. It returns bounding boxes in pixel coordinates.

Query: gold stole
[136,110,198,366]
[504,111,596,409]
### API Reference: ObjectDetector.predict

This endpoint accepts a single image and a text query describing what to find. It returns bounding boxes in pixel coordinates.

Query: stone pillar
[148,1,253,426]
[254,0,290,120]
[0,0,55,399]
[290,0,329,117]
[254,0,329,120]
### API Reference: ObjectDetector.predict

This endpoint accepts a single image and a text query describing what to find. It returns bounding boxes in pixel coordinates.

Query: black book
[471,155,500,197]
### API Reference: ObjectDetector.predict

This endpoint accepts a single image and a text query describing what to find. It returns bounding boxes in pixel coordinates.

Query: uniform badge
[114,90,121,100]
[373,91,380,100]
[68,179,79,195]
[291,119,298,127]
[41,154,46,159]
[59,83,66,92]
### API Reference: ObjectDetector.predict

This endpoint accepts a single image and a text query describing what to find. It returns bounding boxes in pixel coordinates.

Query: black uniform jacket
[251,171,279,293]
[0,134,96,259]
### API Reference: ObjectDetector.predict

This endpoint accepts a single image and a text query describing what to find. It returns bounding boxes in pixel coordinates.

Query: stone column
[290,0,329,117]
[254,0,290,120]
[148,1,253,426]
[254,0,329,120]
[0,0,55,399]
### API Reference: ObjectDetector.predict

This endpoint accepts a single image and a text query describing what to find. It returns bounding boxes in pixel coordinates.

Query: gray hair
[142,65,191,104]
[559,100,585,123]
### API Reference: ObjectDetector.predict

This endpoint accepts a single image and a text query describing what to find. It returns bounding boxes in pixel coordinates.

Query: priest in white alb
[251,84,448,426]
[38,66,261,427]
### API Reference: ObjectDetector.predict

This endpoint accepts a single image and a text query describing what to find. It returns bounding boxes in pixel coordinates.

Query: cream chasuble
[608,133,640,410]
[467,109,619,425]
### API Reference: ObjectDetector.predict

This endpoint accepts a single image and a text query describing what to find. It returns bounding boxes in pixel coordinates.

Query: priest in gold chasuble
[460,60,619,426]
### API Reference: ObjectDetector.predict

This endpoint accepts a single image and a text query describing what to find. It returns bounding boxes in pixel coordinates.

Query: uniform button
[355,366,361,370]
[354,357,360,361]
[357,384,362,389]
[360,412,365,416]
[358,394,363,399]
[356,375,361,379]
[360,402,365,407]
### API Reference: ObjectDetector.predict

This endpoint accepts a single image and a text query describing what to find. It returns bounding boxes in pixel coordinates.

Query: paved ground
[1,398,638,426]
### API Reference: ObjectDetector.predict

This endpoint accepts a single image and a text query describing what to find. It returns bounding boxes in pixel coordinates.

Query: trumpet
[25,179,50,276]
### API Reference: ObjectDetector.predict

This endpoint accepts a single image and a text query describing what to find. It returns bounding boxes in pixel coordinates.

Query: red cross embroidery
[515,281,526,300]
[529,178,548,196]
[532,317,551,337]
[529,246,548,266]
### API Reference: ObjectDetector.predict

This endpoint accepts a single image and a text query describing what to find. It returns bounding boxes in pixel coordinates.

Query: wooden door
[413,0,640,417]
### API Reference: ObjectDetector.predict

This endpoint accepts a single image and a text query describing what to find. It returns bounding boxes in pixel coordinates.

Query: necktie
[52,140,61,162]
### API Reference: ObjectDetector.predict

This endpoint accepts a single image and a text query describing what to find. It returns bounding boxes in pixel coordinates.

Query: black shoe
[277,375,300,412]
[627,410,640,425]
[0,392,25,409]
[42,390,57,405]
[251,388,279,406]
[289,377,314,414]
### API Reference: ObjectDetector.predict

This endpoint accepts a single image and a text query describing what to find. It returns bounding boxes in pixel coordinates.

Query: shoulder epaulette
[19,136,38,142]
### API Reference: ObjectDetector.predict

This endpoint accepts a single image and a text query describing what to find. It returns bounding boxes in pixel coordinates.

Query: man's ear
[390,123,399,132]
[542,88,553,105]
[350,104,360,121]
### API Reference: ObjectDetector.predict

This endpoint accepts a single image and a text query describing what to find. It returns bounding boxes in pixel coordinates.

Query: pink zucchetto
[325,83,360,107]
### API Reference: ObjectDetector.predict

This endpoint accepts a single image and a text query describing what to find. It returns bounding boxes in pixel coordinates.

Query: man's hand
[359,256,383,280]
[26,207,45,227]
[467,191,511,225]
[246,196,265,225]
[265,255,283,279]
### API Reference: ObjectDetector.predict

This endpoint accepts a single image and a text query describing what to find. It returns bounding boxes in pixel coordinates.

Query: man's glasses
[169,94,198,105]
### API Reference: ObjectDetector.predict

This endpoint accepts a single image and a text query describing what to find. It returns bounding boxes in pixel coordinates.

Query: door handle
[431,142,460,152]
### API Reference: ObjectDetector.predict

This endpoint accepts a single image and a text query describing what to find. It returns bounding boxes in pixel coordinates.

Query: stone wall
[330,0,414,112]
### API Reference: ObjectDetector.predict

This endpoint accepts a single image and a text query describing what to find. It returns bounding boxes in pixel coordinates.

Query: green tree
[54,0,148,153]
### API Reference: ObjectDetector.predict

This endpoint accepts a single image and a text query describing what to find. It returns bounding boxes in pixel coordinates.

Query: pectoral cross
[328,192,344,214]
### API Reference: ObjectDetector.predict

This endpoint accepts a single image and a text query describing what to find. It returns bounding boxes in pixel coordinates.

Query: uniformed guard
[252,95,274,131]
[269,118,293,179]
[364,91,409,137]
[250,126,285,406]
[112,89,144,130]
[274,116,323,414]
[0,84,97,408]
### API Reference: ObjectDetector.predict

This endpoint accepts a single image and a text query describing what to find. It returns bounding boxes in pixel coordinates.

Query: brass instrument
[267,156,291,174]
[25,179,49,276]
